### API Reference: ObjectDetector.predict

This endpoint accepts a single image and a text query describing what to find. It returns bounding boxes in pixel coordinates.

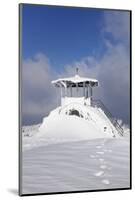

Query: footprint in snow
[101,143,105,146]
[96,146,102,149]
[108,167,112,170]
[104,149,112,153]
[99,158,104,162]
[96,151,104,155]
[94,171,104,177]
[102,179,110,185]
[90,155,96,158]
[108,149,112,153]
[100,165,107,169]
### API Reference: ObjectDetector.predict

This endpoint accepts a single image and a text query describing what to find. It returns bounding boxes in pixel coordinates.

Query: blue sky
[21,4,130,125]
[22,5,107,72]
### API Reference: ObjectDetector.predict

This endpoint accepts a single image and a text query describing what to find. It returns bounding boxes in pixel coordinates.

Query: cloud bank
[22,54,58,124]
[22,11,130,125]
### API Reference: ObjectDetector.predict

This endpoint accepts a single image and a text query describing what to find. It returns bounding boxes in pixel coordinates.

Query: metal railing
[92,99,124,136]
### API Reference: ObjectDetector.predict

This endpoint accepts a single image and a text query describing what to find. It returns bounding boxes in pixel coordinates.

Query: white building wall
[61,97,91,106]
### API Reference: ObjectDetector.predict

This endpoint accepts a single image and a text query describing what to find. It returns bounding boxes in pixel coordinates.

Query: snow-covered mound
[22,112,129,151]
[38,104,119,142]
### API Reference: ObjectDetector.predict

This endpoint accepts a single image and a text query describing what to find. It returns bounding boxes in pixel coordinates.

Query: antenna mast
[76,67,79,75]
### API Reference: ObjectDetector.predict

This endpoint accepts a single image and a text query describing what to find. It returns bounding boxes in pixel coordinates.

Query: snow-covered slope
[22,137,130,194]
[22,124,41,137]
[21,108,130,195]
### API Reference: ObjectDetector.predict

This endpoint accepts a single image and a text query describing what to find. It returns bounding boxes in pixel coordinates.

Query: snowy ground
[21,124,130,195]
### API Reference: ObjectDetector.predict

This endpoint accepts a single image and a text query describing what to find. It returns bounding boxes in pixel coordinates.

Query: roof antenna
[76,67,79,75]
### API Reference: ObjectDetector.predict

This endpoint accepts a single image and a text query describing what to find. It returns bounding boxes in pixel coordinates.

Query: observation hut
[52,68,98,107]
[39,68,124,139]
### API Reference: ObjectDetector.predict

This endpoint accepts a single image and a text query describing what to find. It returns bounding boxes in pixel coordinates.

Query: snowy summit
[22,68,130,195]
[38,68,124,142]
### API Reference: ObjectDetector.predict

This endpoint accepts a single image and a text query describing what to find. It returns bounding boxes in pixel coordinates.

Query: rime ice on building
[39,68,123,139]
[52,68,98,107]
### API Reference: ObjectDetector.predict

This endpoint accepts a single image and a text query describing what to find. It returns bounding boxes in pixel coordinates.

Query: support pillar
[65,86,67,97]
[83,82,85,97]
[70,86,72,97]
[76,83,78,96]
[90,86,93,106]
[86,86,88,98]
[60,86,63,106]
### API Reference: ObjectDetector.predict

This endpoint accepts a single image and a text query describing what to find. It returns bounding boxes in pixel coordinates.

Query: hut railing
[92,99,124,136]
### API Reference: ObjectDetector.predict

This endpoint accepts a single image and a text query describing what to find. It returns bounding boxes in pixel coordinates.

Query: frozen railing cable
[92,99,124,136]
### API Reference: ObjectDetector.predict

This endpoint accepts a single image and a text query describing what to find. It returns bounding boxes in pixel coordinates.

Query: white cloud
[22,53,52,90]
[22,53,58,123]
[103,11,130,43]
[22,11,130,125]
